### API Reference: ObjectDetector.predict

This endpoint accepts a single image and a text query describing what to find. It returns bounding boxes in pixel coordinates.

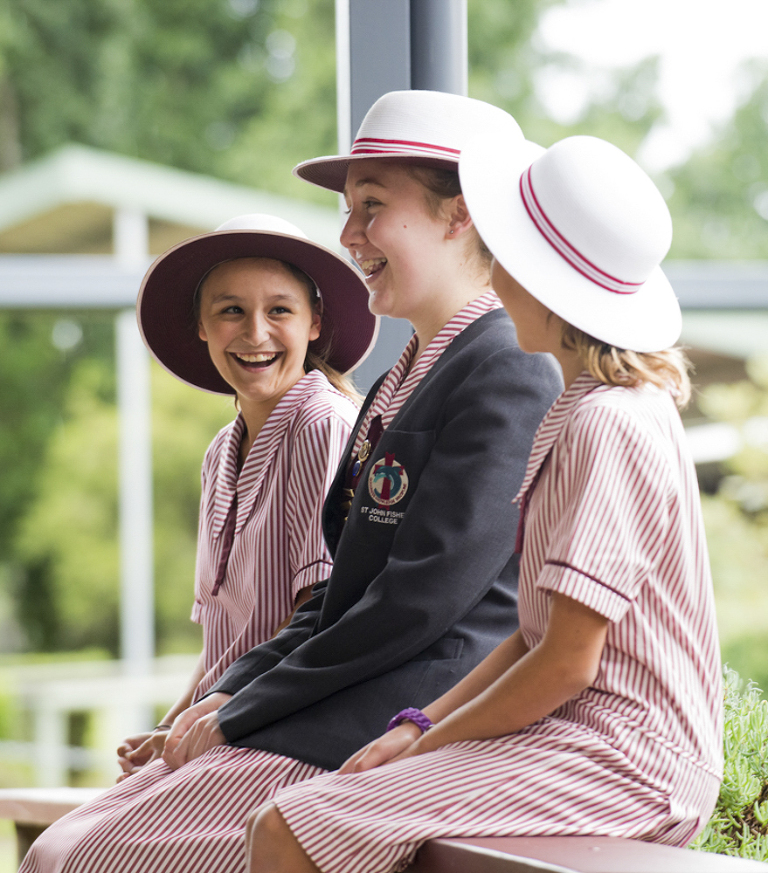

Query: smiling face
[341,160,457,331]
[197,257,321,421]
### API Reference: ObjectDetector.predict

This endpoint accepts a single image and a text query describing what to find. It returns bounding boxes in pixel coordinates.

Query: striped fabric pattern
[518,374,723,778]
[21,747,325,873]
[191,369,357,700]
[19,305,511,873]
[273,374,722,873]
[350,290,502,460]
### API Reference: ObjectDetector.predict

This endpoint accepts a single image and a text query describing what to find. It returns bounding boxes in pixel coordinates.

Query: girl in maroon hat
[115,213,375,781]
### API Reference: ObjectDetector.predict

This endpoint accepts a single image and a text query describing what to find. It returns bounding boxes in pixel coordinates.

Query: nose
[340,205,367,253]
[242,311,271,345]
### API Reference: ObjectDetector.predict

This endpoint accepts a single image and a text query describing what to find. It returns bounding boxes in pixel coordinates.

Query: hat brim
[138,230,378,395]
[294,153,460,194]
[460,138,682,353]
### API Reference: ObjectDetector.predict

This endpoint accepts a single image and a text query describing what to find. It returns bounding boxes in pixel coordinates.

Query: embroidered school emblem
[368,452,409,506]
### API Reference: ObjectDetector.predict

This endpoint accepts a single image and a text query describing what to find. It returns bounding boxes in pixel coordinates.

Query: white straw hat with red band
[137,213,378,395]
[459,134,682,353]
[293,89,529,193]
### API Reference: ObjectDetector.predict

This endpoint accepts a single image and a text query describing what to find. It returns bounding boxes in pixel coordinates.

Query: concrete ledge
[2,789,767,872]
[407,835,768,872]
[0,787,106,863]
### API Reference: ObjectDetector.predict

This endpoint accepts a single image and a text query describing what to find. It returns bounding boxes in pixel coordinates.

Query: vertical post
[113,207,154,733]
[339,0,415,391]
[116,310,154,674]
[33,701,68,787]
[410,0,468,95]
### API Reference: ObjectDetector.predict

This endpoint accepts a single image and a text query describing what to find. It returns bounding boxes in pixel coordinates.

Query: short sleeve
[535,402,672,622]
[285,406,354,600]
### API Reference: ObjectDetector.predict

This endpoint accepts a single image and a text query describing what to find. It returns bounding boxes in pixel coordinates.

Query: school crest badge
[368,452,409,506]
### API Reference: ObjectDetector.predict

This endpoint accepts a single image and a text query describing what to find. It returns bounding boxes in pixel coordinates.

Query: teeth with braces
[235,352,277,363]
[360,258,387,275]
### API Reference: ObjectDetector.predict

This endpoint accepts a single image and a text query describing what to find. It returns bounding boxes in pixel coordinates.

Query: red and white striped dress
[192,369,357,698]
[20,296,501,873]
[273,374,723,873]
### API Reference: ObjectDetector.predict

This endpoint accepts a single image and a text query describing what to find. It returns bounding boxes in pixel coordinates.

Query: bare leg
[247,802,321,873]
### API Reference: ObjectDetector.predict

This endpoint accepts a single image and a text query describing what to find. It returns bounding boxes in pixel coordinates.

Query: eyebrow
[342,177,386,197]
[207,291,302,306]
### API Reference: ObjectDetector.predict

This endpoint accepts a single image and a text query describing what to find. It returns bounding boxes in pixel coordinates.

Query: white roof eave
[0,144,342,251]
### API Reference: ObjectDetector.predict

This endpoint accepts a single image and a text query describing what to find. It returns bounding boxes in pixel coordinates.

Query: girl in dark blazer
[21,91,560,873]
[246,136,721,873]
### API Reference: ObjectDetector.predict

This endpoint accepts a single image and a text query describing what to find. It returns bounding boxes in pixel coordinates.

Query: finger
[338,750,365,775]
[163,727,190,770]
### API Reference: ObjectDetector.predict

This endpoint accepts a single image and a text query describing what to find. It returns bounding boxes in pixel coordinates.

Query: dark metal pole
[410,0,467,95]
[336,0,469,391]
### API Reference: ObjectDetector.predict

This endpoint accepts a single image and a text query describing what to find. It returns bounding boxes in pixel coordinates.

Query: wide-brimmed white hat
[459,134,682,353]
[294,89,533,193]
[137,214,378,395]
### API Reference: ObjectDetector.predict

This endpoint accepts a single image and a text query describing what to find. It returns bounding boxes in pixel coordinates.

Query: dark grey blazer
[212,309,562,770]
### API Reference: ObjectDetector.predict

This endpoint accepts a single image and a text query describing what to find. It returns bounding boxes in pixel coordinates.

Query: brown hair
[194,258,362,405]
[403,164,493,271]
[560,321,692,408]
[283,262,362,404]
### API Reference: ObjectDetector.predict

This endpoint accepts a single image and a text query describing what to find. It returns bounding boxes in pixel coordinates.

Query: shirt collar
[515,371,603,504]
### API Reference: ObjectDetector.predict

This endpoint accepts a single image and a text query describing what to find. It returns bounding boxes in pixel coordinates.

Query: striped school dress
[20,295,503,873]
[191,370,357,698]
[273,374,723,873]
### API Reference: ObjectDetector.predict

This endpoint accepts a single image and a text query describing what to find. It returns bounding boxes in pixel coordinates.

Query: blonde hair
[560,322,692,408]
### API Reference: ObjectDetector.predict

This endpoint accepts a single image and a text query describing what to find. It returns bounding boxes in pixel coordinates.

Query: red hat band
[350,137,461,161]
[519,165,641,296]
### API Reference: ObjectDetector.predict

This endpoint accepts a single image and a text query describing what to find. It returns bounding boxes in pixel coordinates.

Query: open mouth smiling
[360,258,387,279]
[232,352,280,369]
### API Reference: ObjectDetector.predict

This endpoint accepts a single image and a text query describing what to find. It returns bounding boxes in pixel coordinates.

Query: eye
[221,304,243,315]
[363,199,381,210]
[270,305,292,315]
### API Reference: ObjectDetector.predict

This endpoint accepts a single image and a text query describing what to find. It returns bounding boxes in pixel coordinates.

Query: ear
[446,194,473,239]
[309,311,321,343]
[198,321,208,343]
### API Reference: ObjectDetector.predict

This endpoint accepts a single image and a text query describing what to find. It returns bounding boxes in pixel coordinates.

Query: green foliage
[667,62,768,259]
[0,312,112,560]
[13,358,230,654]
[467,1,662,157]
[220,0,339,206]
[0,0,329,184]
[692,667,768,859]
[696,359,768,692]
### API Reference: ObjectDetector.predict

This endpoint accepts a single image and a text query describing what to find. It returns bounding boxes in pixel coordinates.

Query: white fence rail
[1,655,197,787]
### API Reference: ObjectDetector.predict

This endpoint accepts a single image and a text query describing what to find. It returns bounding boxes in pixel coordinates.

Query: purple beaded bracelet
[386,707,434,734]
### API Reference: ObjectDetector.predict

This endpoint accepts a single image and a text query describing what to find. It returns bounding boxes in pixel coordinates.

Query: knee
[246,803,291,873]
[245,803,268,851]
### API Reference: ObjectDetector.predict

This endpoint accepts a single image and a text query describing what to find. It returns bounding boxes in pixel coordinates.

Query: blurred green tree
[3,0,768,659]
[696,357,768,693]
[1,0,571,653]
[14,358,231,654]
[666,62,768,259]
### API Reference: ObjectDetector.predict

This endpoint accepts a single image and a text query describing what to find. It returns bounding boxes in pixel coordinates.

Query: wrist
[386,707,434,734]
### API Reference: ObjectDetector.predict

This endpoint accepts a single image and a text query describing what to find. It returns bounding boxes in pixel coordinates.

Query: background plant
[692,667,768,860]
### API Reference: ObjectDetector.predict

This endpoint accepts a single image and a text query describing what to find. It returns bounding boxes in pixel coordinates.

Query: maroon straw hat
[137,213,378,395]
